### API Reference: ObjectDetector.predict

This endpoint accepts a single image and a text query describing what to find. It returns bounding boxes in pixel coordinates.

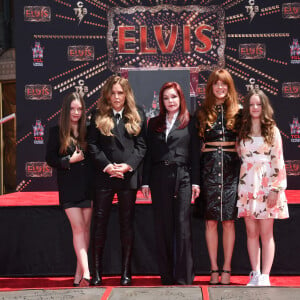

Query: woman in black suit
[142,82,201,285]
[88,75,147,286]
[46,92,93,287]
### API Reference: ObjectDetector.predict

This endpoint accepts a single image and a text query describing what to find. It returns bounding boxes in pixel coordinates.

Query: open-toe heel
[220,270,231,285]
[209,270,220,285]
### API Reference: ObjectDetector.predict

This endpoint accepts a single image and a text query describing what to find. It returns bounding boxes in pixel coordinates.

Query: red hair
[154,82,190,132]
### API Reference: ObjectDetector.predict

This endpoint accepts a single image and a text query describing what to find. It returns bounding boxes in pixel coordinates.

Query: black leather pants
[92,189,137,278]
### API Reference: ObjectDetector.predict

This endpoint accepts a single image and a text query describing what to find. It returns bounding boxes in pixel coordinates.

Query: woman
[46,92,93,287]
[88,75,147,286]
[142,82,201,285]
[197,69,240,285]
[237,89,289,286]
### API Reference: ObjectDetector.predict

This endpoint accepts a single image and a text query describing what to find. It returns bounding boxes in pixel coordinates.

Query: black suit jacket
[87,107,147,190]
[142,115,201,186]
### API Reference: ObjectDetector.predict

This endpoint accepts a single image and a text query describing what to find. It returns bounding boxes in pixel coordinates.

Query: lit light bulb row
[54,0,72,7]
[33,34,106,39]
[257,79,278,93]
[279,129,289,139]
[226,63,250,79]
[226,55,278,82]
[85,66,107,79]
[227,67,248,81]
[96,54,107,61]
[49,62,90,82]
[227,33,290,38]
[17,132,32,144]
[199,73,207,82]
[86,81,107,98]
[59,82,76,93]
[47,109,62,122]
[89,12,107,21]
[226,47,237,52]
[16,179,32,192]
[53,61,106,90]
[267,57,288,65]
[18,180,32,192]
[85,0,108,11]
[259,8,280,17]
[55,14,76,22]
[86,100,98,112]
[259,84,277,96]
[222,0,244,9]
[83,20,107,27]
[226,13,244,21]
[225,16,248,24]
[260,5,280,13]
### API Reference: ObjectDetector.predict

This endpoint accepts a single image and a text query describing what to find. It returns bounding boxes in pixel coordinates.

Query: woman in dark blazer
[142,82,201,285]
[46,92,93,287]
[88,75,147,286]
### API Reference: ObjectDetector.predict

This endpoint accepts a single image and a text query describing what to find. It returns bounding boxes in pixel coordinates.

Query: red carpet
[1,275,300,291]
[0,190,299,206]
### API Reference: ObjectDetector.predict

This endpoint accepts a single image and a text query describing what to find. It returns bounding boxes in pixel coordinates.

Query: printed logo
[245,78,260,92]
[197,83,206,99]
[33,120,45,144]
[74,1,87,24]
[25,162,52,177]
[290,39,300,64]
[107,5,225,72]
[74,80,88,97]
[239,43,266,59]
[245,0,259,22]
[68,45,95,61]
[290,117,300,142]
[282,82,300,98]
[25,84,52,100]
[282,3,300,19]
[144,91,160,119]
[32,42,44,67]
[24,6,51,22]
[285,160,300,176]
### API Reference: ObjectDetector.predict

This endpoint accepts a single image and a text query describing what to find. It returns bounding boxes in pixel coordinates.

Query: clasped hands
[106,163,131,179]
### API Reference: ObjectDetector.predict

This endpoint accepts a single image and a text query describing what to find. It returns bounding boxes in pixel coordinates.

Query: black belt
[156,160,187,167]
[205,144,235,149]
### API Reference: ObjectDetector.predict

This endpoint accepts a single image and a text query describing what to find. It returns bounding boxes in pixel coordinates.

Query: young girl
[46,92,93,287]
[237,89,289,286]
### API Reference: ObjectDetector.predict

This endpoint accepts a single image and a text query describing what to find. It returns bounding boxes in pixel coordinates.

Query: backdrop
[15,0,300,192]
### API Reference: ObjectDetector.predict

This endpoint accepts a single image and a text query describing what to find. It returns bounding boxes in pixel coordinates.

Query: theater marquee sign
[107,5,225,72]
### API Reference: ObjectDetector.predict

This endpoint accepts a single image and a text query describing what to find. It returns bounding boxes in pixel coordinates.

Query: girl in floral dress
[237,89,289,286]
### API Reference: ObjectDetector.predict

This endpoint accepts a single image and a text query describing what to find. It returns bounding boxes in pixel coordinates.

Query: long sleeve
[45,126,70,170]
[87,112,111,170]
[124,108,147,170]
[269,126,287,191]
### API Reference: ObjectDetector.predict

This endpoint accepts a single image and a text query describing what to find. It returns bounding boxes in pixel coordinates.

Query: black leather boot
[91,246,103,286]
[120,245,132,286]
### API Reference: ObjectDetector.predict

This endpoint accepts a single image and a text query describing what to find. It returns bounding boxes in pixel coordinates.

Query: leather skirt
[200,148,240,221]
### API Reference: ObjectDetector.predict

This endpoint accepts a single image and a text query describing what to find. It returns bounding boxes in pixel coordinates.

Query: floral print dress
[237,126,289,219]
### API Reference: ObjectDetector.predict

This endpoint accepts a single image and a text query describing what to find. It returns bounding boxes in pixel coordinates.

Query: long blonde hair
[59,92,87,154]
[198,69,239,137]
[95,75,141,136]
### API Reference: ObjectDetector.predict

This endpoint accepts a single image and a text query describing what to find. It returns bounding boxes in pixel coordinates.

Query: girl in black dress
[46,92,93,287]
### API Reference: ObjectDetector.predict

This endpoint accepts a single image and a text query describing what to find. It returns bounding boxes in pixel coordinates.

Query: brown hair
[239,88,276,145]
[59,92,87,154]
[197,69,239,137]
[95,75,141,136]
[153,82,190,132]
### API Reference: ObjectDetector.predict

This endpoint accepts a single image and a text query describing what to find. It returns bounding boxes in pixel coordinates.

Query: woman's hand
[105,164,124,179]
[69,147,84,163]
[141,186,150,199]
[192,185,200,202]
[267,191,278,208]
[113,163,132,174]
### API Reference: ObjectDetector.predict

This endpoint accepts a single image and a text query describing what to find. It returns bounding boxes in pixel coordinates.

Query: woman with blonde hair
[46,92,93,287]
[237,89,289,286]
[88,75,147,286]
[197,69,241,285]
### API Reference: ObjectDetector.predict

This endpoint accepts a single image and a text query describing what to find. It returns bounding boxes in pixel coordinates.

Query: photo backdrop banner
[15,0,300,192]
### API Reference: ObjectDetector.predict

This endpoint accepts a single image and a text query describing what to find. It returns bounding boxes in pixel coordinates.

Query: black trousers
[150,164,194,285]
[92,188,137,273]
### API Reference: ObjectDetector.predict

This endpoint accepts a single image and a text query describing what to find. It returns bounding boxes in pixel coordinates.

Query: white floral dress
[237,127,289,219]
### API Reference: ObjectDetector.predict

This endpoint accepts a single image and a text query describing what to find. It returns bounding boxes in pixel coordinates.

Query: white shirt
[165,111,179,141]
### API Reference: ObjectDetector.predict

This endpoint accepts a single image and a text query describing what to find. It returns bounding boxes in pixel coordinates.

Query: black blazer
[87,107,147,190]
[142,115,201,186]
[45,125,94,203]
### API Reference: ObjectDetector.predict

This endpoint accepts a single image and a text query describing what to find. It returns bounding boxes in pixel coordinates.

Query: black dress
[46,126,93,209]
[199,105,240,221]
